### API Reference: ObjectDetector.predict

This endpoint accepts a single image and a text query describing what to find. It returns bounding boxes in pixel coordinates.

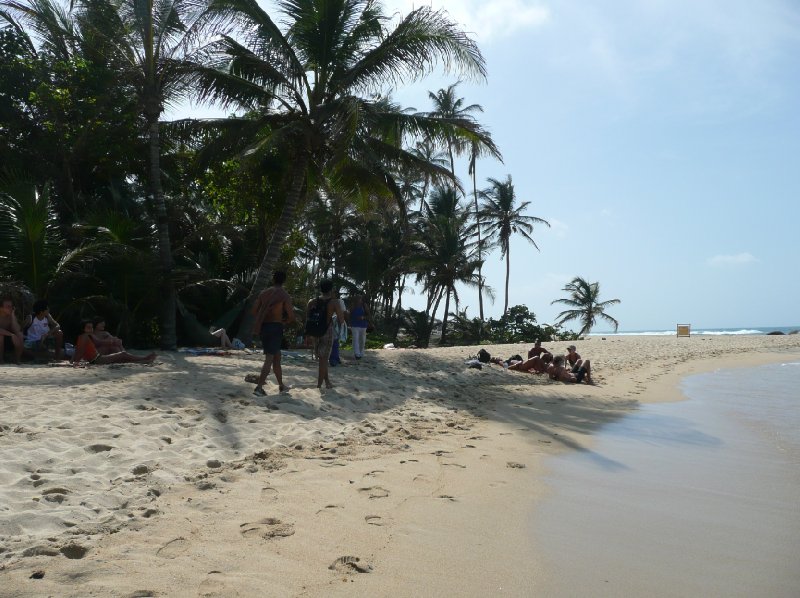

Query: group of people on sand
[505,339,593,384]
[250,272,373,395]
[0,296,155,366]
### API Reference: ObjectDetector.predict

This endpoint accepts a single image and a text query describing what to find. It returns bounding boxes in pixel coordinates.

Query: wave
[588,327,798,337]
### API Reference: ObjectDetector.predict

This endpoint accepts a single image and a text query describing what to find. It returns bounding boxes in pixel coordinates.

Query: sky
[178,0,800,332]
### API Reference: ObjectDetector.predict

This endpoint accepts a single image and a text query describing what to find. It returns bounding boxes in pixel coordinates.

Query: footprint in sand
[358,486,389,499]
[316,504,344,515]
[436,495,457,502]
[506,462,526,469]
[260,486,278,501]
[328,556,373,574]
[198,572,239,598]
[364,515,384,526]
[239,518,295,539]
[156,537,190,559]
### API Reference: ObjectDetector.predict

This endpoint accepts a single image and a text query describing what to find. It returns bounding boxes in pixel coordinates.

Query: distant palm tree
[426,82,486,177]
[551,277,620,336]
[479,175,549,315]
[412,186,481,346]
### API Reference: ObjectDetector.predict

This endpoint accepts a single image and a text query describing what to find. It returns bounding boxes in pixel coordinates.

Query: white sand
[1,334,799,596]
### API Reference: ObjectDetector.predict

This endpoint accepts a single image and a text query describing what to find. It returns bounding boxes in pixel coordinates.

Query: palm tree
[426,81,487,177]
[426,83,501,321]
[479,175,549,315]
[93,0,205,349]
[551,277,620,336]
[186,0,494,342]
[412,185,481,345]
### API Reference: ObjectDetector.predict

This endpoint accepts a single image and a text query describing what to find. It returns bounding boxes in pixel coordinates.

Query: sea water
[532,361,800,598]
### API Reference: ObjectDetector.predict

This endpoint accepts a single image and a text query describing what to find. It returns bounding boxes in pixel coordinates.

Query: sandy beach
[1,334,799,597]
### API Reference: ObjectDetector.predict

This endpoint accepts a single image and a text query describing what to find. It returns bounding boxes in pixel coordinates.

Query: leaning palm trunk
[440,286,451,345]
[237,155,309,345]
[472,168,484,323]
[504,249,510,315]
[148,116,177,350]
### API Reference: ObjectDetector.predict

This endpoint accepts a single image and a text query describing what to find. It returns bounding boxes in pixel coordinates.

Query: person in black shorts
[251,271,295,396]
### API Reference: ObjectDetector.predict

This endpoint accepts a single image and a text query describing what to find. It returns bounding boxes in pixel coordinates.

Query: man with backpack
[306,279,344,389]
[251,271,295,396]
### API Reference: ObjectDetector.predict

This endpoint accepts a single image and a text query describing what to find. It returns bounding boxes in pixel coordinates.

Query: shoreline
[2,335,799,596]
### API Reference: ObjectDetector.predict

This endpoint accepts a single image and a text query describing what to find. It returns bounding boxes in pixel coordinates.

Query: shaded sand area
[1,335,799,596]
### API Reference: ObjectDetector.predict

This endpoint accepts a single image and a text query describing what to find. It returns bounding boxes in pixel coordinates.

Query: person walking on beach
[307,279,344,389]
[72,320,155,366]
[349,295,371,360]
[329,289,347,367]
[251,271,295,396]
[0,297,24,364]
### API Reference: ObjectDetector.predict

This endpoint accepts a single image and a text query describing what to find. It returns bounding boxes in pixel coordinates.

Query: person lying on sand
[72,320,155,367]
[509,352,553,374]
[548,354,592,384]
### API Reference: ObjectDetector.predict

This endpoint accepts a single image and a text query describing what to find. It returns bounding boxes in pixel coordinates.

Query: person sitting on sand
[565,345,583,368]
[0,296,24,364]
[548,354,592,384]
[72,320,155,367]
[24,299,64,360]
[90,317,126,355]
[527,339,551,360]
[510,352,553,374]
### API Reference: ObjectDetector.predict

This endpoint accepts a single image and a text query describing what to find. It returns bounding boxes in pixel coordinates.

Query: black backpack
[305,298,330,337]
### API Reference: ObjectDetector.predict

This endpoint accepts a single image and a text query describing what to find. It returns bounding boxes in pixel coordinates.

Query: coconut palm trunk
[237,154,309,345]
[504,247,510,315]
[470,153,484,323]
[146,100,177,349]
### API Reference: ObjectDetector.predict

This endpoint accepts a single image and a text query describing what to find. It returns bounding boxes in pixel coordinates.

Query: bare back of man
[0,299,24,364]
[251,272,295,396]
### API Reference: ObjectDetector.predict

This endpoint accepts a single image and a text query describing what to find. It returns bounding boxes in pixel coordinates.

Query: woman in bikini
[72,320,155,367]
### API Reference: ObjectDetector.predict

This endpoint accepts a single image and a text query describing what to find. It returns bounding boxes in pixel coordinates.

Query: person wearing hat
[565,345,583,370]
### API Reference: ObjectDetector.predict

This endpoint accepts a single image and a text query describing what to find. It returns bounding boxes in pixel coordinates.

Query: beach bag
[477,348,491,363]
[305,298,330,338]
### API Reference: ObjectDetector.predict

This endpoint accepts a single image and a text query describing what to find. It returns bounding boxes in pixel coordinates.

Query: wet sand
[534,361,800,597]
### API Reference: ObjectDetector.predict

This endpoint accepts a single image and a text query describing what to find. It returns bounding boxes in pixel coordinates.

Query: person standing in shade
[349,295,371,360]
[329,290,347,367]
[308,279,344,388]
[251,271,295,396]
[0,297,24,364]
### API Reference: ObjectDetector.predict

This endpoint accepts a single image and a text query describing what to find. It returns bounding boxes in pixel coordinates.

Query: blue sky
[381,0,800,331]
[178,0,800,332]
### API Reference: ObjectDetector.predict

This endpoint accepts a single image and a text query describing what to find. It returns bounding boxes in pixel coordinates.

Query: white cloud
[384,1,550,42]
[706,252,759,267]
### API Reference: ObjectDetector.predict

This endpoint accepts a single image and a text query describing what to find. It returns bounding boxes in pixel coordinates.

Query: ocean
[589,325,800,336]
[531,360,800,597]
